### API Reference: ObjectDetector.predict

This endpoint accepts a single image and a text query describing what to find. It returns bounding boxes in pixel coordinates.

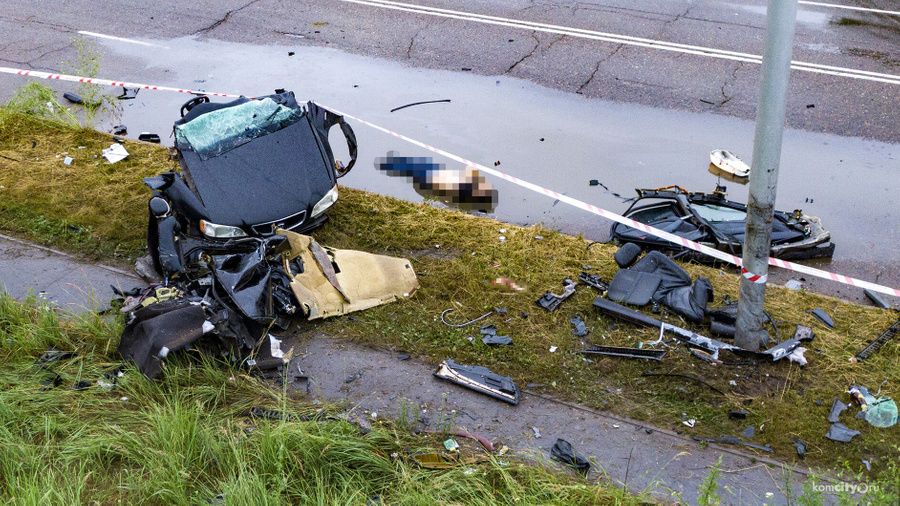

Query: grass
[1,92,899,500]
[0,292,644,504]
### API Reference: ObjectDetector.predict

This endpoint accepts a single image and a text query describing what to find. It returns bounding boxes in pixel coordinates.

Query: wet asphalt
[0,232,845,505]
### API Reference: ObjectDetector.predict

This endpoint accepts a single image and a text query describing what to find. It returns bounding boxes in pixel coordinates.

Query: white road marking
[800,1,900,17]
[78,31,169,49]
[339,0,900,85]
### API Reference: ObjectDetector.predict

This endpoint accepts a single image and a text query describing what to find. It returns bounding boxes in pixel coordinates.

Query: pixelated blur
[375,151,498,212]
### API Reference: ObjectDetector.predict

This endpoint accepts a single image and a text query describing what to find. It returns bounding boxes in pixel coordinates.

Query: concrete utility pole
[735,0,799,351]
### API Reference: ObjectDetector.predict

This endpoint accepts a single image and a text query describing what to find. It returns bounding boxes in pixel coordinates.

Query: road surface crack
[505,31,541,74]
[195,0,262,35]
[577,43,623,93]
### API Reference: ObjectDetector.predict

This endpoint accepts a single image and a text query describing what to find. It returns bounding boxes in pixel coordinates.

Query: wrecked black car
[610,186,834,261]
[144,90,357,277]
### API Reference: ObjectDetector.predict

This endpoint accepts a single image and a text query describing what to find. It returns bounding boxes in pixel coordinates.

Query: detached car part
[434,359,519,404]
[611,186,834,261]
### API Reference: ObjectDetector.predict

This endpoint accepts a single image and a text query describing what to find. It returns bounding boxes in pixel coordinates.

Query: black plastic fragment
[791,437,807,458]
[578,345,666,360]
[434,359,519,404]
[570,316,589,337]
[482,335,513,346]
[111,125,127,135]
[63,92,84,104]
[807,308,834,328]
[825,423,860,442]
[740,426,755,438]
[118,87,139,99]
[578,272,608,293]
[692,436,773,453]
[73,380,92,390]
[34,347,77,368]
[864,289,891,309]
[854,316,900,362]
[550,438,590,476]
[536,278,577,311]
[728,410,748,420]
[828,399,848,423]
[40,374,62,391]
[138,132,161,143]
[397,353,410,360]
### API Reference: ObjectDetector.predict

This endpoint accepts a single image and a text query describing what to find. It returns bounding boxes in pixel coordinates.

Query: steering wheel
[180,95,210,117]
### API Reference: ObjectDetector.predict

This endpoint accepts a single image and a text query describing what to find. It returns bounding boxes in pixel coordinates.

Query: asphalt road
[1,0,898,141]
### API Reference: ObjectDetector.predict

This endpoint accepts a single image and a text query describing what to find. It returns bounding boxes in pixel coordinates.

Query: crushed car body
[119,230,418,378]
[145,89,357,277]
[119,91,421,378]
[610,186,835,261]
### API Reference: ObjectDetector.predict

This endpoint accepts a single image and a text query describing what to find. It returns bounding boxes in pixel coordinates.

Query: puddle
[82,36,900,293]
[735,4,833,27]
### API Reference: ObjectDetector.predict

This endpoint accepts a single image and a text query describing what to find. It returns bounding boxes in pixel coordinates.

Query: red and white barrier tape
[2,66,897,297]
[0,67,243,98]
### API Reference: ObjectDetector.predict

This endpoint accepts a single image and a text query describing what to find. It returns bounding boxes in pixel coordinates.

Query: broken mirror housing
[610,186,835,261]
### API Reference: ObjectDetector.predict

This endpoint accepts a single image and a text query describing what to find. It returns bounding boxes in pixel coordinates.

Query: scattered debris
[693,436,774,453]
[444,438,459,452]
[850,385,898,428]
[792,437,807,458]
[853,316,900,362]
[740,426,755,438]
[550,438,590,476]
[784,279,804,290]
[708,149,750,184]
[578,345,666,360]
[111,125,127,135]
[807,308,834,328]
[728,410,748,420]
[389,99,451,113]
[412,453,458,469]
[118,87,139,99]
[570,316,589,337]
[864,289,891,309]
[577,272,609,293]
[397,353,410,361]
[433,359,519,404]
[63,156,73,165]
[102,143,129,163]
[138,132,161,143]
[481,334,512,346]
[829,399,848,423]
[683,419,696,428]
[441,308,493,327]
[611,186,834,261]
[536,278,577,311]
[532,427,541,439]
[34,347,76,368]
[825,423,861,443]
[63,92,85,105]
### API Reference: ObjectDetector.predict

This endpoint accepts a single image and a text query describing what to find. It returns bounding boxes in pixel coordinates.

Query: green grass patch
[1,95,899,489]
[0,293,645,504]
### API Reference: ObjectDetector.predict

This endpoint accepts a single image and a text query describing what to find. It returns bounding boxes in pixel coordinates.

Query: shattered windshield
[692,204,746,222]
[174,98,303,160]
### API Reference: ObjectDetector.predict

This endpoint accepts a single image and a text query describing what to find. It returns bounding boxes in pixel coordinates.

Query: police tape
[0,66,243,98]
[2,65,897,297]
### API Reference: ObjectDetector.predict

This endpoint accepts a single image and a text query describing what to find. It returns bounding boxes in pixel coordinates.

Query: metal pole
[735,0,799,351]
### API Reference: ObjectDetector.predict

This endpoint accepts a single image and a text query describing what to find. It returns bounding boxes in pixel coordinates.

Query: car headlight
[311,185,339,218]
[200,220,248,239]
